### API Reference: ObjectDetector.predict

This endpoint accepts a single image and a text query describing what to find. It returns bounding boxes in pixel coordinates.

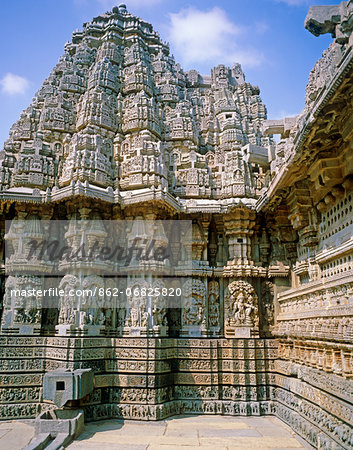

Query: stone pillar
[2,213,49,335]
[56,210,111,336]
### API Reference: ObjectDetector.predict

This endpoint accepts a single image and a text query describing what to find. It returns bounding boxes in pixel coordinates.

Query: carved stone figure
[182,279,206,334]
[224,280,259,337]
[0,3,352,444]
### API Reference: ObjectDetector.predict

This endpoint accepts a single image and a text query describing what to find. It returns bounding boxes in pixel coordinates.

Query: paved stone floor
[68,415,309,450]
[0,415,310,449]
[0,420,35,450]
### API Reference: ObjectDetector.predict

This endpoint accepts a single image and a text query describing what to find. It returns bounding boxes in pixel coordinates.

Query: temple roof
[1,4,272,208]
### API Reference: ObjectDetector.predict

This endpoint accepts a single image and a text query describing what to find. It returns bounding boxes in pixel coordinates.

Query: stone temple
[0,2,353,449]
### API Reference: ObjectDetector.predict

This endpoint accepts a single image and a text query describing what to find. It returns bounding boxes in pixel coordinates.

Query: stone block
[305,5,342,37]
[43,369,94,408]
[243,144,269,167]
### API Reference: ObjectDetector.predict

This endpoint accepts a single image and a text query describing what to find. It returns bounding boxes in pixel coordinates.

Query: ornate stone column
[56,210,112,336]
[222,207,261,338]
[2,212,51,335]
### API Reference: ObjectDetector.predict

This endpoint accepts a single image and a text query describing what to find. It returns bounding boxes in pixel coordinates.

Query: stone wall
[258,2,353,448]
[1,2,353,449]
[0,336,276,421]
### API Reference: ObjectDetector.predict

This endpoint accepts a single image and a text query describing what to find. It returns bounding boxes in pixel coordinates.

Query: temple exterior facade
[0,2,353,448]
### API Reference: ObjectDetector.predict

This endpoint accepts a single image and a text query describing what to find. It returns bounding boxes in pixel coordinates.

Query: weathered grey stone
[24,409,85,450]
[0,2,352,449]
[43,369,93,408]
[305,1,353,44]
[305,5,343,36]
[35,409,84,436]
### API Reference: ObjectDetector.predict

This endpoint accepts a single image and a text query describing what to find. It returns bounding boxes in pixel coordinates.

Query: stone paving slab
[70,444,148,450]
[147,447,227,450]
[0,429,10,438]
[0,415,309,449]
[165,420,251,430]
[200,436,305,448]
[165,428,199,437]
[199,428,262,437]
[122,425,166,435]
[255,426,294,438]
[67,415,309,449]
[0,420,35,450]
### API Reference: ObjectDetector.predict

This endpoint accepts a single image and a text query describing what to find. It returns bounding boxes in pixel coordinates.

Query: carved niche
[181,278,207,337]
[225,280,259,338]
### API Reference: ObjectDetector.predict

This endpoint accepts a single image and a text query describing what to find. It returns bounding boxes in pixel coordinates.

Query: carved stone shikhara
[1,2,353,448]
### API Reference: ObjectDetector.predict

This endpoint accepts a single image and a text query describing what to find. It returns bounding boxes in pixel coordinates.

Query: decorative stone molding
[0,2,353,448]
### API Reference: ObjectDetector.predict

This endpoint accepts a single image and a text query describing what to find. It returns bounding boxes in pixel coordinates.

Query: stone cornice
[258,45,353,212]
[277,269,353,303]
[0,182,259,215]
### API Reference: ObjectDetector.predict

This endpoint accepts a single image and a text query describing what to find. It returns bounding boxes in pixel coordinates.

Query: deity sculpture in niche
[57,274,78,335]
[260,280,275,337]
[181,278,207,337]
[1,275,43,334]
[151,279,168,336]
[208,280,220,336]
[56,274,108,335]
[225,280,259,338]
[124,280,149,336]
[81,275,106,331]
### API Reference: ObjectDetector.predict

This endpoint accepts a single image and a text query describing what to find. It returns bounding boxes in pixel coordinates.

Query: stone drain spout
[24,369,94,450]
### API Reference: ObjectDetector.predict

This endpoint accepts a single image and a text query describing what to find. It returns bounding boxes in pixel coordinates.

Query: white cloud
[168,7,264,69]
[0,73,30,95]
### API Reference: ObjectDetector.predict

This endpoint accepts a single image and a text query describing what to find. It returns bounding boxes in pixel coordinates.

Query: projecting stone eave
[0,182,259,216]
[257,42,353,213]
[293,46,353,153]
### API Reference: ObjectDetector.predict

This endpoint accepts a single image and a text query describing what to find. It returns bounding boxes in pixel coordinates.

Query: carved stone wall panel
[1,2,353,447]
[275,374,353,425]
[0,403,42,420]
[0,387,41,404]
[275,387,353,449]
[0,335,279,421]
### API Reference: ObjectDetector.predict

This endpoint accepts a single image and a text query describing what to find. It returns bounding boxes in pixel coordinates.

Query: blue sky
[0,0,337,147]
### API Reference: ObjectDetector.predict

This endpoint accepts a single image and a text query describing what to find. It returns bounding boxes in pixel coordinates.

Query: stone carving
[81,275,106,326]
[151,280,168,336]
[225,280,258,337]
[0,3,352,447]
[260,280,275,336]
[305,43,343,109]
[1,275,43,334]
[182,279,206,336]
[305,2,353,44]
[208,280,220,332]
[124,280,149,334]
[0,1,272,198]
[57,275,77,326]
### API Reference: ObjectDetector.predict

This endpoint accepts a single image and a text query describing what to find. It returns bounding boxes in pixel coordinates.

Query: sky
[0,0,337,147]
